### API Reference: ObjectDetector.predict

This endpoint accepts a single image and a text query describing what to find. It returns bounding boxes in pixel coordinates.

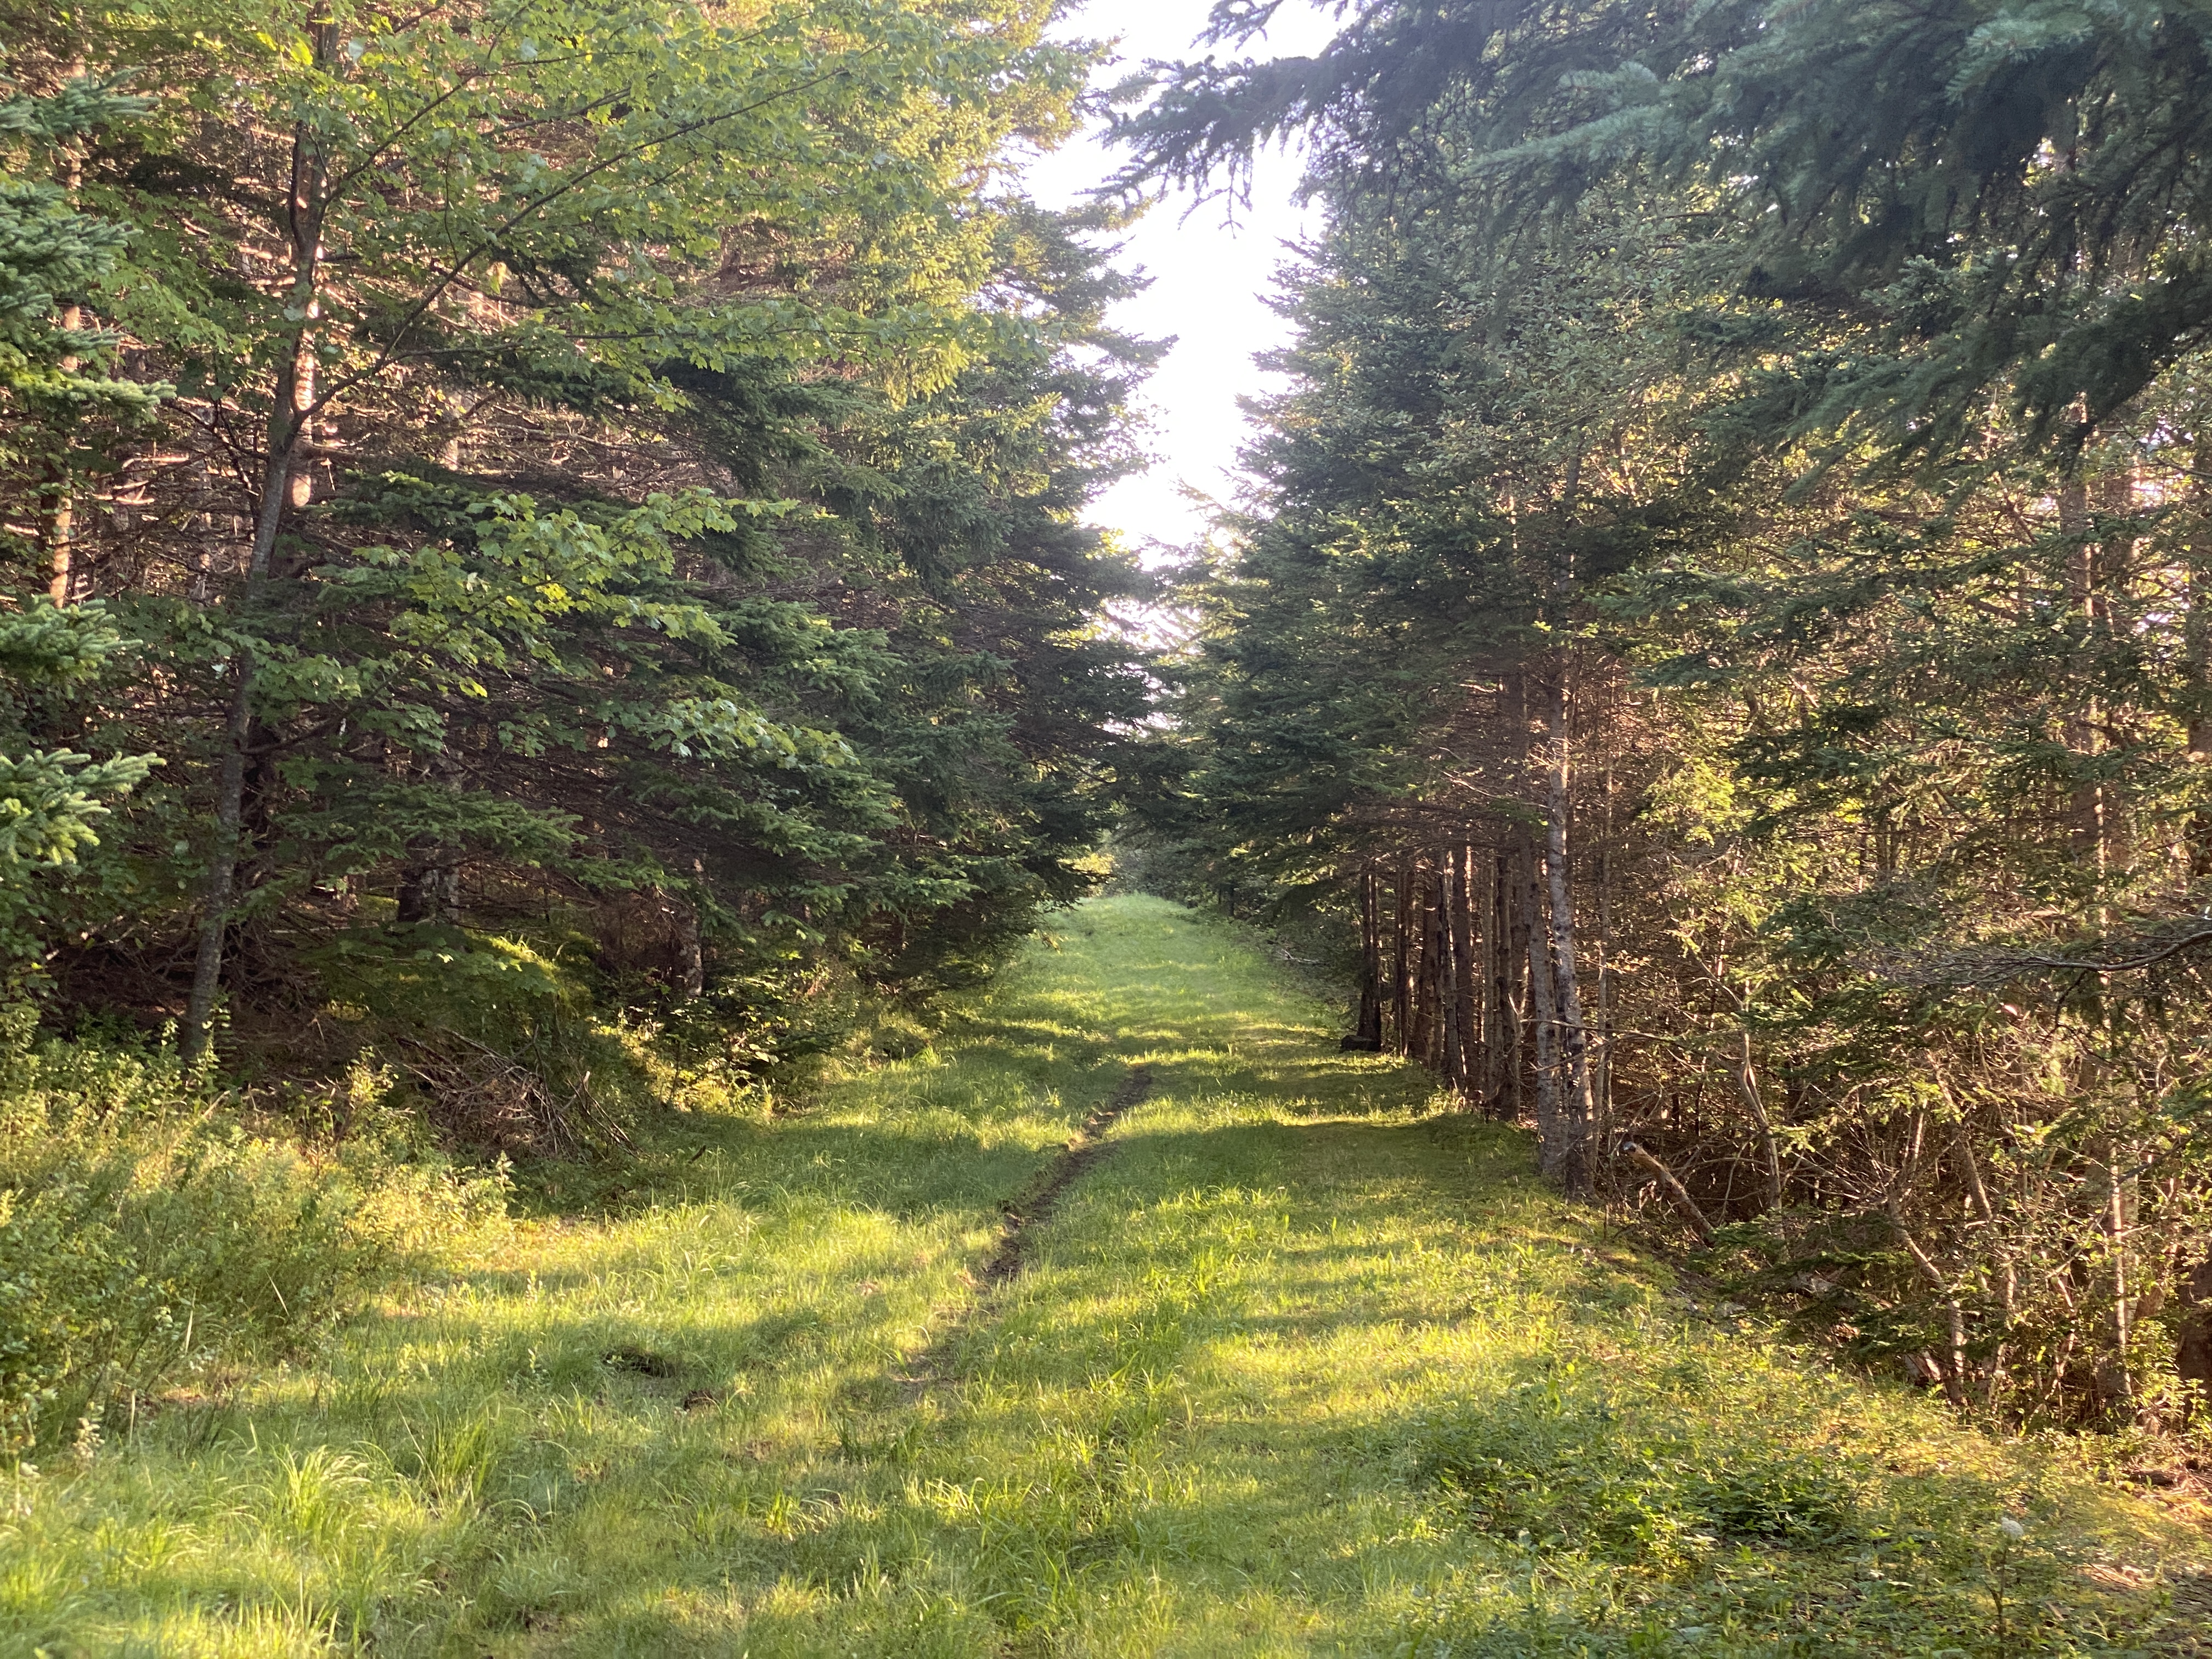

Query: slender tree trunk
[1949,1104,2016,1401]
[1595,763,1615,1132]
[2101,1139,2136,1410]
[1353,867,1384,1048]
[183,31,335,1057]
[1392,864,1414,1056]
[2062,470,2127,889]
[1890,1198,1971,1410]
[42,72,86,605]
[1543,671,1593,1193]
[41,302,82,605]
[1452,843,1479,1098]
[1483,849,1506,1111]
[1436,856,1462,1082]
[1415,859,1443,1068]
[1734,1030,1784,1210]
[1504,847,1531,1120]
[2183,431,2212,874]
[1523,837,1562,1168]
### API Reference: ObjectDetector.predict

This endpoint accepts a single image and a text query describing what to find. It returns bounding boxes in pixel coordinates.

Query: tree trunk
[1523,837,1562,1169]
[1415,858,1443,1068]
[2100,1140,2135,1411]
[1352,867,1384,1048]
[1889,1199,1971,1410]
[1435,860,1452,1071]
[41,302,82,605]
[1595,764,1615,1133]
[1543,672,1593,1193]
[183,30,336,1058]
[1482,849,1506,1111]
[41,64,86,605]
[1452,843,1479,1098]
[1392,864,1414,1056]
[2183,430,2212,874]
[1733,1030,1784,1210]
[1503,845,1530,1120]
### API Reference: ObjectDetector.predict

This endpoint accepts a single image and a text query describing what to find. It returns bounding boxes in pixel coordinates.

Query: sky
[1017,1,1342,557]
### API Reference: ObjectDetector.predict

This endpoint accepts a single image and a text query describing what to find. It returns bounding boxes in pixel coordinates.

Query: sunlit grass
[3,896,2202,1656]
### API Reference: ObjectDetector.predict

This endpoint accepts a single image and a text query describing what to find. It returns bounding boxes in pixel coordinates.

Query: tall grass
[0,1014,503,1462]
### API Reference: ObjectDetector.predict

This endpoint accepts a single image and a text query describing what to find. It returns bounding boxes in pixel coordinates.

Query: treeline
[1124,0,2212,1426]
[2,0,1151,1139]
[0,0,1158,1453]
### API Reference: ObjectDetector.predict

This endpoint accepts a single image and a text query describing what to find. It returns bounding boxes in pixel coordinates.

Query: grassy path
[7,896,2204,1656]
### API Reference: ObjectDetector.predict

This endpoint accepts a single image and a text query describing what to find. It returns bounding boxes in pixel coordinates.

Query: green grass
[4,896,2203,1656]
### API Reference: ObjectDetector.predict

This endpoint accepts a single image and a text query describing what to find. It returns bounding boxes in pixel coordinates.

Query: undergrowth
[0,1013,504,1462]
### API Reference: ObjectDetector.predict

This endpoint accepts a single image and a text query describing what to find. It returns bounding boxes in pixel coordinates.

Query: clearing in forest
[8,896,2205,1656]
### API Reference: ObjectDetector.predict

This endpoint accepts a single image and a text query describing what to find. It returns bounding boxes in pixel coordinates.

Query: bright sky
[1019,0,1341,556]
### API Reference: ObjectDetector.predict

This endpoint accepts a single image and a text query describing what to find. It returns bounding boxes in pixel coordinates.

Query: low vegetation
[4,900,2202,1655]
[0,1017,501,1464]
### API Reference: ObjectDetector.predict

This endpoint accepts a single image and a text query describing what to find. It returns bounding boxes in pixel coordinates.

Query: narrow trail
[898,1060,1153,1395]
[13,897,2202,1658]
[980,1061,1152,1286]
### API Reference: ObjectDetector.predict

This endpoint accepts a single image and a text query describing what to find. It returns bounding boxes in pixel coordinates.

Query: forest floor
[8,895,2210,1657]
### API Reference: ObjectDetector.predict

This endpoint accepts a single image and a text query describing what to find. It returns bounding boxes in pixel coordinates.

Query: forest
[6,0,2212,1651]
[1121,0,2212,1430]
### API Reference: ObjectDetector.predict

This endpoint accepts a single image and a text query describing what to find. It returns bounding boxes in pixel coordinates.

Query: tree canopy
[1,0,1154,1107]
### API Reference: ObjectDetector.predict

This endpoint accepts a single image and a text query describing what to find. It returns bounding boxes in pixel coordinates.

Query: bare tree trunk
[1352,867,1384,1049]
[1949,1105,2016,1402]
[1733,1031,1784,1210]
[1887,1182,1970,1410]
[2063,469,2129,889]
[1392,865,1414,1056]
[1543,671,1593,1193]
[1503,847,1530,1120]
[2183,430,2212,874]
[1483,848,1507,1111]
[1437,856,1463,1082]
[1523,837,1562,1169]
[1416,858,1444,1068]
[41,307,81,605]
[2101,1139,2136,1411]
[183,24,336,1057]
[1452,843,1479,1098]
[1595,764,1615,1132]
[41,59,86,605]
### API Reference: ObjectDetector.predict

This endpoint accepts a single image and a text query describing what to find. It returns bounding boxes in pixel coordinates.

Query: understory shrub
[0,1014,504,1459]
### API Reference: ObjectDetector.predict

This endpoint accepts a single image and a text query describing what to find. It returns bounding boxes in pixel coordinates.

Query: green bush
[0,1014,503,1459]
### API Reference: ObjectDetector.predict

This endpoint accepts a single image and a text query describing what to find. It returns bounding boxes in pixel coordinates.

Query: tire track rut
[896,1061,1151,1389]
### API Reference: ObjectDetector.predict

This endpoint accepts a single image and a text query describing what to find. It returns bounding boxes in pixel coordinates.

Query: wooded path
[17,898,2202,1655]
